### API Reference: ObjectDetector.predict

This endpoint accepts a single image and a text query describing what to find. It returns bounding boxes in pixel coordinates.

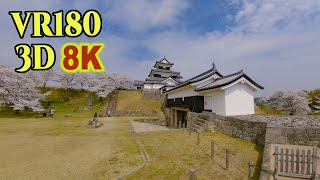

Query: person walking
[93,112,98,128]
[49,109,55,118]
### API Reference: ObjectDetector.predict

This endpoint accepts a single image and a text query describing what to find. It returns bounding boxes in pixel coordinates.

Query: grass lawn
[0,113,264,180]
[0,114,144,180]
[128,130,263,180]
[117,90,161,112]
[255,105,282,115]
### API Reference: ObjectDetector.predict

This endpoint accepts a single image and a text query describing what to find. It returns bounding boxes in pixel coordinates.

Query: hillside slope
[116,90,164,118]
[0,88,105,117]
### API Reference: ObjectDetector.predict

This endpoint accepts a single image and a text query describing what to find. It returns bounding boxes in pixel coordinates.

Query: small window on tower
[154,74,161,77]
[162,88,166,93]
[166,67,170,70]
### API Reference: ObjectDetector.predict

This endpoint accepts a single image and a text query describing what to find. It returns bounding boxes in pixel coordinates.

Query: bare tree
[269,90,311,115]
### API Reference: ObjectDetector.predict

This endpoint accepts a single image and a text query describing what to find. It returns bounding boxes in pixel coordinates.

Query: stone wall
[114,110,160,117]
[186,112,320,180]
[187,112,267,145]
[265,124,320,146]
[236,114,320,128]
[187,112,320,146]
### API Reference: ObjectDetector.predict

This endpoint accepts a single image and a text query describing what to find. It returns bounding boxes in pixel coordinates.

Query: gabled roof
[146,77,167,81]
[161,77,180,84]
[195,70,264,91]
[164,63,223,93]
[154,57,174,67]
[148,68,182,77]
[156,57,172,64]
[144,81,167,85]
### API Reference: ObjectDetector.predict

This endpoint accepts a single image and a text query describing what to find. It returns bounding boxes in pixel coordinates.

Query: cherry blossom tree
[88,73,114,98]
[74,73,92,90]
[113,74,134,90]
[56,71,76,89]
[88,73,133,99]
[268,90,311,115]
[26,69,56,87]
[0,65,46,111]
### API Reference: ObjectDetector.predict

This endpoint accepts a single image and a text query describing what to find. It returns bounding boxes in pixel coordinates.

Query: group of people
[46,108,109,124]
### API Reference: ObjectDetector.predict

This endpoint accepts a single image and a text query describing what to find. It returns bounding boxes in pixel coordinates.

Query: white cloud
[1,0,320,97]
[142,0,320,96]
[105,0,189,31]
[234,0,320,32]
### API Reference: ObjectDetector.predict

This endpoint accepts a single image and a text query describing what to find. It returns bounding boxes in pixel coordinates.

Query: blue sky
[1,0,320,96]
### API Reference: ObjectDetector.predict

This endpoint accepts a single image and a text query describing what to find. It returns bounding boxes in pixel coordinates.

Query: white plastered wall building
[164,63,264,116]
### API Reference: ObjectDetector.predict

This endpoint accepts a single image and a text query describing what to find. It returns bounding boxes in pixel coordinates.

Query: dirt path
[131,121,169,133]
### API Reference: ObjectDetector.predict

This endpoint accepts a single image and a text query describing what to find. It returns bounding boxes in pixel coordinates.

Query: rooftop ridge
[215,69,243,80]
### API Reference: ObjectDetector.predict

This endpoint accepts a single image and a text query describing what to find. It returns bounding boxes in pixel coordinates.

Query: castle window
[154,74,161,77]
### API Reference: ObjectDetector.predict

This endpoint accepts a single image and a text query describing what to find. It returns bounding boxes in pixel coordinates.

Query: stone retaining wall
[265,124,320,146]
[237,114,320,128]
[188,112,267,145]
[187,112,320,146]
[186,112,320,180]
[114,110,160,117]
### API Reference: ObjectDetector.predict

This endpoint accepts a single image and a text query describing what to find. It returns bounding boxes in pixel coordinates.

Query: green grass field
[0,114,263,180]
[0,89,264,179]
[128,130,263,180]
[117,90,161,112]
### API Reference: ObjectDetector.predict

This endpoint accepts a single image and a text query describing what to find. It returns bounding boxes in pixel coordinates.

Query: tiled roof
[154,62,174,68]
[144,81,167,85]
[146,77,167,81]
[164,64,223,93]
[156,57,172,64]
[195,70,264,91]
[149,68,181,74]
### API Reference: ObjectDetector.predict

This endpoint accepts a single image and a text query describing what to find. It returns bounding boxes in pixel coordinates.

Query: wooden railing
[274,146,318,179]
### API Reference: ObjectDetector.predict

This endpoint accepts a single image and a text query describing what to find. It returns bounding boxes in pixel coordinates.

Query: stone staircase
[104,91,119,117]
[187,117,208,132]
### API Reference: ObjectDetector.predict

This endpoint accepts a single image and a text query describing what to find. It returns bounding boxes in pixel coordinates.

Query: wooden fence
[274,146,318,179]
[186,133,255,179]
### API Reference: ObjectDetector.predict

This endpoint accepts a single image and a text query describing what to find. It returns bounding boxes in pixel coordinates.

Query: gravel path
[131,121,169,133]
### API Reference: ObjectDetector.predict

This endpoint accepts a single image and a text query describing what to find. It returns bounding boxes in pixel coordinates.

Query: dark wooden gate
[274,146,318,179]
